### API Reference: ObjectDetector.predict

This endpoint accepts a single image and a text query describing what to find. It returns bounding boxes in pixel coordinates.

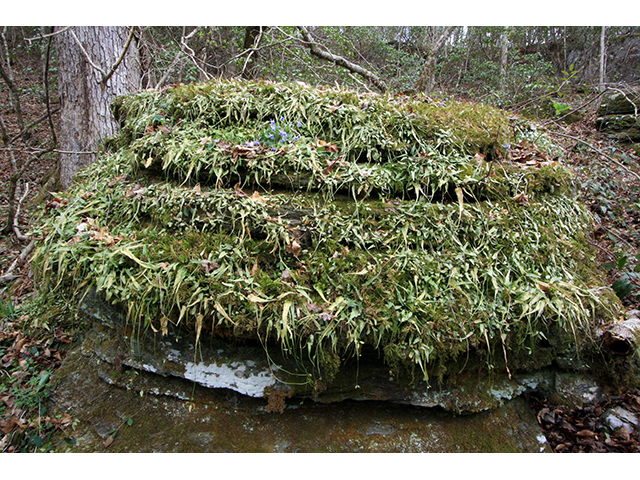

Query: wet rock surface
[43,286,640,452]
[48,346,549,452]
[78,287,588,414]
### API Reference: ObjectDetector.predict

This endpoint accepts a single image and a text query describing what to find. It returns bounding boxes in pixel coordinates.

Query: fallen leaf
[250,191,267,204]
[198,136,212,147]
[306,302,323,313]
[0,416,22,434]
[104,435,115,447]
[286,239,301,257]
[233,183,247,198]
[314,139,339,153]
[612,426,631,443]
[323,159,339,175]
[513,192,529,205]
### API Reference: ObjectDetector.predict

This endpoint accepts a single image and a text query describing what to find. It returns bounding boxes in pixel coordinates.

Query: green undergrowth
[30,79,623,388]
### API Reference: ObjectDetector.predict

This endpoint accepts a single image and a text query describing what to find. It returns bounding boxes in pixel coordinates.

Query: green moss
[30,79,627,389]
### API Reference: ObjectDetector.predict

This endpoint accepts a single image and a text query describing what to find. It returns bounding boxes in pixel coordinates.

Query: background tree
[414,26,456,93]
[599,26,607,91]
[54,26,141,189]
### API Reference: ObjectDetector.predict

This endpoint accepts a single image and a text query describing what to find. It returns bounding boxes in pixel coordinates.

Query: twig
[0,142,53,236]
[154,27,202,89]
[601,224,636,249]
[0,28,25,131]
[100,26,136,90]
[552,130,640,181]
[1,146,94,155]
[240,27,265,79]
[0,239,36,284]
[24,26,72,43]
[43,31,57,145]
[12,182,30,242]
[67,26,138,89]
[297,26,387,93]
[69,28,106,76]
[212,29,293,75]
[10,106,60,144]
[606,86,639,117]
[540,89,607,127]
[179,27,211,81]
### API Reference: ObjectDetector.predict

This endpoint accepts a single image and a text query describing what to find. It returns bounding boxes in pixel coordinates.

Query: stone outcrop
[596,88,640,141]
[78,287,624,415]
[49,345,550,452]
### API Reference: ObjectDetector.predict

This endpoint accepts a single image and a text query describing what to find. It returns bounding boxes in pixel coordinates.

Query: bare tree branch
[12,182,30,242]
[0,238,36,284]
[297,26,387,93]
[69,28,106,76]
[100,26,137,90]
[24,26,72,43]
[552,130,640,181]
[415,26,456,93]
[68,26,139,89]
[179,27,212,81]
[241,26,266,79]
[154,27,206,89]
[10,106,60,144]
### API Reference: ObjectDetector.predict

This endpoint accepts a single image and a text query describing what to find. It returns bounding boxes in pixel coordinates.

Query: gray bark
[499,27,510,91]
[415,26,455,94]
[599,26,607,91]
[55,26,141,189]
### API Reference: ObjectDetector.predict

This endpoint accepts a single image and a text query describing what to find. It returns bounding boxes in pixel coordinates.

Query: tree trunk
[0,27,25,132]
[414,26,455,94]
[241,26,263,80]
[599,26,607,91]
[415,54,437,93]
[55,26,141,189]
[499,27,510,91]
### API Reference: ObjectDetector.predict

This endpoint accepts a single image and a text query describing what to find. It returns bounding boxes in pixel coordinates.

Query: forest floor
[1,54,640,452]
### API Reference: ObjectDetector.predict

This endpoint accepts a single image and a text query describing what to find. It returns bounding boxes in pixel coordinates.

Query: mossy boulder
[32,79,630,406]
[596,88,640,141]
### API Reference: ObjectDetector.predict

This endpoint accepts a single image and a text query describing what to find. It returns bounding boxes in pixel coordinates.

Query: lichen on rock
[31,79,628,402]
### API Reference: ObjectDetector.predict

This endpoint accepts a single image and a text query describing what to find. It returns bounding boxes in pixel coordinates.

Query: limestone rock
[597,89,640,116]
[597,406,639,434]
[48,345,550,452]
[596,88,640,141]
[78,287,607,415]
